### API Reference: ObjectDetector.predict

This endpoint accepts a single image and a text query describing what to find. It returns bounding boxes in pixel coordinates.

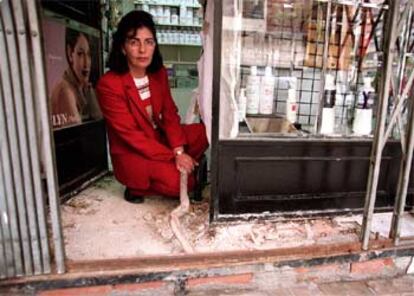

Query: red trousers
[113,123,208,197]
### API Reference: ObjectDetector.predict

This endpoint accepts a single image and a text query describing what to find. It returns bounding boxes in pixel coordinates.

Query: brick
[351,258,395,275]
[112,281,167,292]
[187,273,253,288]
[296,263,349,283]
[254,269,298,289]
[296,263,344,274]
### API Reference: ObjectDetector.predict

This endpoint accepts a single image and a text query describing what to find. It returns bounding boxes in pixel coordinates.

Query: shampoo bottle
[238,88,247,122]
[246,66,261,115]
[286,77,298,123]
[320,73,336,135]
[353,77,374,135]
[259,66,275,114]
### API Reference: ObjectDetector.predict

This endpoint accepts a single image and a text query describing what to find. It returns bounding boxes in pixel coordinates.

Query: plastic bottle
[286,77,298,123]
[171,8,179,25]
[185,29,190,45]
[259,66,275,115]
[164,6,171,25]
[357,76,375,109]
[353,77,375,135]
[187,8,193,25]
[246,66,261,115]
[171,28,178,44]
[320,73,336,135]
[238,88,247,122]
[180,5,186,25]
[156,6,164,24]
[158,29,165,44]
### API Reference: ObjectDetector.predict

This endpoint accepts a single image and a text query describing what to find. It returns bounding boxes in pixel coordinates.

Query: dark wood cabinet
[214,139,413,217]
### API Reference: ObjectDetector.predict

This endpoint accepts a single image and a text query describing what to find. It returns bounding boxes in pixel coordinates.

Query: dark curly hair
[107,10,163,74]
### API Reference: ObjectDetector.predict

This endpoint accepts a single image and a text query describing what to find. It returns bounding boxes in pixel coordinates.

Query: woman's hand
[175,152,198,174]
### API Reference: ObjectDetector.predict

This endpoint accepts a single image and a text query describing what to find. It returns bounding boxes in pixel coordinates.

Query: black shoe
[192,154,208,202]
[124,188,144,204]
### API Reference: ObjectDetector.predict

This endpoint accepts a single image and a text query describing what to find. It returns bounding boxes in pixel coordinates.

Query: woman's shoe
[124,188,144,204]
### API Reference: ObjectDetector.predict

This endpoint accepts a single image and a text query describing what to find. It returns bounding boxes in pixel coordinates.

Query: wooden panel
[217,140,406,215]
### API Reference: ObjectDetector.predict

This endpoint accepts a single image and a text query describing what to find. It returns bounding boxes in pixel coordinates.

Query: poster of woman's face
[42,16,102,129]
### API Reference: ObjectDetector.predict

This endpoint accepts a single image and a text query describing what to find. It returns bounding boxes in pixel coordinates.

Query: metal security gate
[0,0,65,278]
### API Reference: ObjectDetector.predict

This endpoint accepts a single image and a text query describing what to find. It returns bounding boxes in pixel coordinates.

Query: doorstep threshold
[1,239,414,291]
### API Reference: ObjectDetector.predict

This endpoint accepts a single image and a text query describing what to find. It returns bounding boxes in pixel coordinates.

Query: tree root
[170,172,194,253]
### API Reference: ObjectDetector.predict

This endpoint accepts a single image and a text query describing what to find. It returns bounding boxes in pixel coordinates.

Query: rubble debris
[59,176,414,261]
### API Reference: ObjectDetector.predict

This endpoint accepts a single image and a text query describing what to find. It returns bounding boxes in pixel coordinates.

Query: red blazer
[96,67,187,165]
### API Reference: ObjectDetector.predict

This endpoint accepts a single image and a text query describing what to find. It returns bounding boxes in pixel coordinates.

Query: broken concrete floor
[61,175,414,261]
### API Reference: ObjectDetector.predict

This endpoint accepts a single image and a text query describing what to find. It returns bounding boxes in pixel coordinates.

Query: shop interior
[42,0,414,262]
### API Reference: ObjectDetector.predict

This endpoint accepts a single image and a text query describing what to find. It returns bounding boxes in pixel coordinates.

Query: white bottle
[238,88,247,122]
[156,6,164,24]
[356,76,375,109]
[158,29,165,44]
[353,77,375,135]
[320,73,336,135]
[286,78,298,123]
[193,9,200,26]
[259,66,275,115]
[184,29,190,44]
[171,8,179,24]
[179,29,185,44]
[180,5,187,25]
[164,7,171,25]
[171,29,177,44]
[187,8,193,25]
[246,66,261,115]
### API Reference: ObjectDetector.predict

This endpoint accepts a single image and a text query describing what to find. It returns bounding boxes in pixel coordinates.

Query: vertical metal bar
[382,67,414,147]
[0,209,6,279]
[316,0,332,133]
[1,0,34,275]
[361,0,400,250]
[210,0,221,222]
[8,0,43,275]
[355,5,366,98]
[0,155,8,279]
[0,6,25,277]
[11,0,50,275]
[397,7,411,95]
[395,4,412,147]
[389,89,414,244]
[0,126,15,277]
[25,0,65,273]
[389,5,414,245]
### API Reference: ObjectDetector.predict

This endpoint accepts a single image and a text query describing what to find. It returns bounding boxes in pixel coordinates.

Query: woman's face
[68,34,91,86]
[122,27,156,76]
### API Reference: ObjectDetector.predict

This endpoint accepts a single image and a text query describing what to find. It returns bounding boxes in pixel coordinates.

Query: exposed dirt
[61,175,414,261]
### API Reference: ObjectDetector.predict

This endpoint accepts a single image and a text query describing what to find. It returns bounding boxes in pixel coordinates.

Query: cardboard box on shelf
[304,5,355,70]
[246,116,297,133]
